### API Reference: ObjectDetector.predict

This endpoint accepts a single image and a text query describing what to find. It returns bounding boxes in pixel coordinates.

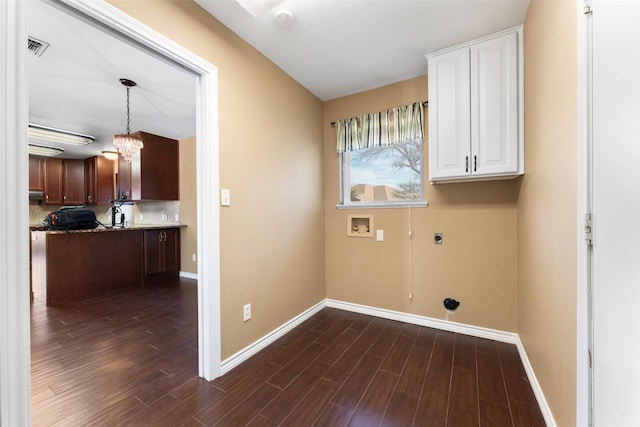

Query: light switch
[376,230,384,241]
[221,188,231,206]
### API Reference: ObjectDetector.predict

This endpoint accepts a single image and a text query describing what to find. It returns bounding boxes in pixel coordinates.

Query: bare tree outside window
[347,140,422,203]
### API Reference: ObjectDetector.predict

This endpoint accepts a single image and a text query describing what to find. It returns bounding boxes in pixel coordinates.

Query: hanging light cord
[125,86,132,135]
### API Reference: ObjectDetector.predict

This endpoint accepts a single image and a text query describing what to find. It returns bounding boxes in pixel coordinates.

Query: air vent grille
[27,37,49,57]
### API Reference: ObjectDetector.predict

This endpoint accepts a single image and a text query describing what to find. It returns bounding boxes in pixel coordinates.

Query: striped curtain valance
[335,102,424,153]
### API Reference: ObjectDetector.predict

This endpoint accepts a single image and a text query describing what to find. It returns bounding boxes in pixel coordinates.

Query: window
[335,102,426,208]
[341,140,424,207]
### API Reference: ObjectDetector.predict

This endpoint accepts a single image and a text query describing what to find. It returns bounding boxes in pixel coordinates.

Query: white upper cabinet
[427,27,523,183]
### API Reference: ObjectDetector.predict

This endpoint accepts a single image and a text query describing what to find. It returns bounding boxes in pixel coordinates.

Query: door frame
[0,1,221,424]
[576,1,591,425]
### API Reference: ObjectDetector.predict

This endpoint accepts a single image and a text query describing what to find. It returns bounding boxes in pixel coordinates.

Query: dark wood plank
[279,378,341,426]
[313,403,352,427]
[214,383,282,427]
[330,353,383,410]
[379,333,415,375]
[261,360,331,424]
[447,366,479,427]
[346,370,399,426]
[478,351,509,406]
[479,400,513,427]
[395,346,431,398]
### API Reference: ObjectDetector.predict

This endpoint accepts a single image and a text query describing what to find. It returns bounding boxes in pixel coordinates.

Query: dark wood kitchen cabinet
[31,229,144,305]
[43,158,63,204]
[117,131,179,201]
[29,155,44,191]
[85,156,115,205]
[43,158,85,205]
[143,228,180,284]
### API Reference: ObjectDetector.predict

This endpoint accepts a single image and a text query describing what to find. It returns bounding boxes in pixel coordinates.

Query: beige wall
[110,0,326,359]
[179,136,197,275]
[519,1,577,426]
[324,77,519,332]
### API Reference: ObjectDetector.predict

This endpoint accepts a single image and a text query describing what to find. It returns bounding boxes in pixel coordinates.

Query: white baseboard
[180,271,198,280]
[515,340,557,427]
[220,300,325,375]
[325,299,519,344]
[218,298,555,426]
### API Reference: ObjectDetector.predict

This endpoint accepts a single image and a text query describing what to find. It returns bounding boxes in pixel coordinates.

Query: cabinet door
[162,228,180,273]
[470,31,519,176]
[43,158,64,205]
[63,159,85,205]
[86,156,115,205]
[84,157,97,205]
[29,155,44,191]
[428,48,471,180]
[117,155,132,201]
[144,230,163,276]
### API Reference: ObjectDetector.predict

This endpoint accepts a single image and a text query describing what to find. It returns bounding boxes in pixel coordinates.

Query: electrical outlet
[243,304,251,322]
[161,213,168,221]
[174,214,179,222]
[139,214,144,221]
[192,253,196,262]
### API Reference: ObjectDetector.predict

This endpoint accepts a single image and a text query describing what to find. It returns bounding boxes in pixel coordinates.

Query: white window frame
[338,141,428,209]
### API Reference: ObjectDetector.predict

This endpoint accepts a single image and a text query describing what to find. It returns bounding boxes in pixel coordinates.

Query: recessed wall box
[347,215,374,238]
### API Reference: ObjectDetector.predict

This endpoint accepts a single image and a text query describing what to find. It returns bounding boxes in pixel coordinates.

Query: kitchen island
[31,225,182,305]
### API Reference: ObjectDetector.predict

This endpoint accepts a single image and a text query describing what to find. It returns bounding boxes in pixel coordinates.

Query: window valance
[335,102,424,153]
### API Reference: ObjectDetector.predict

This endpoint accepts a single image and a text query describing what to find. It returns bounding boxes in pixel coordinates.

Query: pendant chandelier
[113,78,143,163]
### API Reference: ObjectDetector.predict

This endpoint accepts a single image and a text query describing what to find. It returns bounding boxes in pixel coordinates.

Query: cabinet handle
[474,155,477,172]
[465,156,469,173]
[63,195,67,201]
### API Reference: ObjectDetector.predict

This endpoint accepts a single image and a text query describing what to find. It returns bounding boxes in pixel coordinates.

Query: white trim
[325,299,518,344]
[180,271,198,280]
[0,1,31,425]
[515,340,558,427]
[58,0,222,382]
[576,1,591,426]
[220,301,325,375]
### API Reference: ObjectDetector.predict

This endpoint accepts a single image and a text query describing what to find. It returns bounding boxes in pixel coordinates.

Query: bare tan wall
[179,136,197,275]
[324,77,519,332]
[520,1,577,426]
[110,0,325,359]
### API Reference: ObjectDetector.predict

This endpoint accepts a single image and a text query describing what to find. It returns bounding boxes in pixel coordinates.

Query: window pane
[348,141,422,203]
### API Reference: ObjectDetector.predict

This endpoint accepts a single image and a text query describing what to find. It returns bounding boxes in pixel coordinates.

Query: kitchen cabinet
[42,158,85,205]
[85,156,115,205]
[117,131,179,201]
[427,27,523,183]
[143,228,180,284]
[31,229,144,305]
[29,155,44,191]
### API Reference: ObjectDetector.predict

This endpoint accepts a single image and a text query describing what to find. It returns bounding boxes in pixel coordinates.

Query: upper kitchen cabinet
[85,156,115,206]
[42,158,85,205]
[29,155,44,192]
[117,131,179,201]
[427,27,523,183]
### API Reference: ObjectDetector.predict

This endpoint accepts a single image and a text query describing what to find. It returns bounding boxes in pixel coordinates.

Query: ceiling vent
[27,36,49,57]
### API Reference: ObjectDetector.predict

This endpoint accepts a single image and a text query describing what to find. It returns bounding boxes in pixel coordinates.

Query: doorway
[0,0,221,423]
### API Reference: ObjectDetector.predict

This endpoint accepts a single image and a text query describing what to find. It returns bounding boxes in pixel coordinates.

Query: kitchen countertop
[30,224,186,234]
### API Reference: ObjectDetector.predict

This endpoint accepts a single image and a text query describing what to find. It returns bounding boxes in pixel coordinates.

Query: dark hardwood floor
[31,280,545,426]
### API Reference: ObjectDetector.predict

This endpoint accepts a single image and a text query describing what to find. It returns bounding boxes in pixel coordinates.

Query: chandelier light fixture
[113,78,143,163]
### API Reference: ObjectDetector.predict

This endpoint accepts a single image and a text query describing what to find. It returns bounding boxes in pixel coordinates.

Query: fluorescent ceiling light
[28,123,95,146]
[235,0,287,17]
[28,144,64,157]
[101,151,119,161]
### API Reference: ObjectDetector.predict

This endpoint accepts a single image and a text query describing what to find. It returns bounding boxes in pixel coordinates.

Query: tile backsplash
[30,200,180,227]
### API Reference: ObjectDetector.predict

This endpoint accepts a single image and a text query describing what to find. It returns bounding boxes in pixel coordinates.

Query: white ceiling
[27,0,529,159]
[195,0,530,101]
